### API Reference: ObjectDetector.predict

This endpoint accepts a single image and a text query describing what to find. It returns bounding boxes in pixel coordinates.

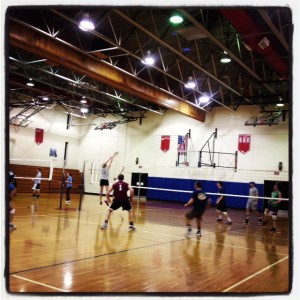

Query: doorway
[131,173,148,197]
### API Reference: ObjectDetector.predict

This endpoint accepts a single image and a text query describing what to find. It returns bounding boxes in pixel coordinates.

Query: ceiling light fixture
[170,13,183,25]
[79,13,95,31]
[142,50,155,66]
[80,96,87,104]
[276,103,284,107]
[184,76,196,89]
[26,78,34,87]
[80,107,89,113]
[220,51,231,64]
[42,96,49,101]
[199,95,210,104]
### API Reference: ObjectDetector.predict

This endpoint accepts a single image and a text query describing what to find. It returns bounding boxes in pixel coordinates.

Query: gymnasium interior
[3,2,298,298]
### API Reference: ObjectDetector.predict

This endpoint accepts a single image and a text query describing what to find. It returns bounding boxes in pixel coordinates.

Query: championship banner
[35,128,44,145]
[161,135,170,152]
[238,134,251,154]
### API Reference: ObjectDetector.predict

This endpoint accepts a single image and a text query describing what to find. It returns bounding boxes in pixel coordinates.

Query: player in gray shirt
[244,181,263,225]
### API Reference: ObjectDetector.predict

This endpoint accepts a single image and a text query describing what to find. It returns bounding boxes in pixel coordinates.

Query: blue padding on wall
[147,177,264,210]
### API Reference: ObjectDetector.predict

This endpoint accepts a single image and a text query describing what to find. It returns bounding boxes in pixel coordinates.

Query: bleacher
[9,164,83,194]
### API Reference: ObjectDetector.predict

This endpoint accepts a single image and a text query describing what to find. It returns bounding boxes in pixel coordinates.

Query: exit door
[131,173,148,197]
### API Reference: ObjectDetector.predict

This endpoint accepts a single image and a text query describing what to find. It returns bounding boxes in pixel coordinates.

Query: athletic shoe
[243,219,249,224]
[216,218,223,222]
[258,219,263,225]
[270,227,277,232]
[9,223,17,230]
[263,220,268,226]
[32,195,37,198]
[65,200,71,204]
[225,221,232,225]
[185,230,192,237]
[99,201,102,205]
[101,223,108,229]
[104,200,110,206]
[196,230,202,237]
[128,225,136,231]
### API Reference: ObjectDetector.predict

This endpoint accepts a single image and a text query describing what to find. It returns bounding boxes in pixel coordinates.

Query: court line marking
[11,213,288,276]
[11,238,185,275]
[40,214,289,256]
[11,274,68,292]
[14,211,289,264]
[222,255,289,292]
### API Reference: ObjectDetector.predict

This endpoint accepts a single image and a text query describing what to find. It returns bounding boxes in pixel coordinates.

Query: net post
[234,151,238,170]
[59,172,65,209]
[137,172,142,203]
[59,142,68,209]
[78,172,84,211]
[198,151,202,167]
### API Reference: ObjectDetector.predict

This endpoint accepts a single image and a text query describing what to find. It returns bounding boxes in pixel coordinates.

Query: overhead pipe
[9,19,205,122]
[220,9,288,79]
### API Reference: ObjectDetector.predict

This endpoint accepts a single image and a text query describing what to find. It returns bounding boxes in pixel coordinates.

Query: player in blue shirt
[65,172,73,204]
[184,182,211,237]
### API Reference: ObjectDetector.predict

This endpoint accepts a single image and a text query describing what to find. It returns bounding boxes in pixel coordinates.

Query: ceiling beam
[9,19,205,122]
[257,9,289,52]
[179,9,277,96]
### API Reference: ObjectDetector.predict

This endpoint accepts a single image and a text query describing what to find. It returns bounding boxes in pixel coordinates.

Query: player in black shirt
[216,181,232,225]
[184,182,210,237]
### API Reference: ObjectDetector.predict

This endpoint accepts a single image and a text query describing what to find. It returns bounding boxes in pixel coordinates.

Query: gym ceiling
[7,7,291,123]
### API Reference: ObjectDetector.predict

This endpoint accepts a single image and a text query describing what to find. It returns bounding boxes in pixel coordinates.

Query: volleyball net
[9,158,57,181]
[129,185,289,217]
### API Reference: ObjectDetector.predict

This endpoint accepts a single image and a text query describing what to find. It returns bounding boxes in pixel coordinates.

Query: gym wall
[9,105,289,201]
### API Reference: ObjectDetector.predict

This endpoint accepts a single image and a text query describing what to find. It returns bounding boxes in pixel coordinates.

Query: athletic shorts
[110,200,132,211]
[32,183,41,190]
[246,199,258,211]
[186,208,206,220]
[100,179,109,186]
[266,204,279,213]
[216,201,227,212]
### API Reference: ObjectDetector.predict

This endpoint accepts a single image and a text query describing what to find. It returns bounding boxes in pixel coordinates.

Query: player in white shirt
[32,168,42,199]
[99,153,117,205]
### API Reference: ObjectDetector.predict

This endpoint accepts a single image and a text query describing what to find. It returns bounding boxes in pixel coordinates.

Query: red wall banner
[161,135,170,152]
[35,128,44,145]
[238,134,251,154]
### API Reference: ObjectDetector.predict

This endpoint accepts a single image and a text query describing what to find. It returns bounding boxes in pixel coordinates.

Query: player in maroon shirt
[101,174,135,231]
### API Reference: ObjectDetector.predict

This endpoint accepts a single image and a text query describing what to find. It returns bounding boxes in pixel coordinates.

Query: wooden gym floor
[7,193,290,294]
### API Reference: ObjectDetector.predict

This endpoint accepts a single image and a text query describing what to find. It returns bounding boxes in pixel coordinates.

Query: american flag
[178,134,188,154]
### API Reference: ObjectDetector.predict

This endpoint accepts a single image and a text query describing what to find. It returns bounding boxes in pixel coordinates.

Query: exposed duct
[9,19,205,122]
[220,9,288,79]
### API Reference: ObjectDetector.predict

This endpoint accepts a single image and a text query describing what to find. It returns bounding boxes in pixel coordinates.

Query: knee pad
[272,214,277,221]
[10,208,16,215]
